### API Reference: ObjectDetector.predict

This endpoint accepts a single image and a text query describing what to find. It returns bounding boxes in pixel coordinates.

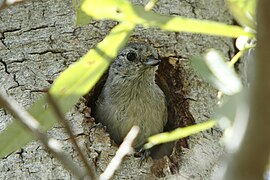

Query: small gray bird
[95,42,167,149]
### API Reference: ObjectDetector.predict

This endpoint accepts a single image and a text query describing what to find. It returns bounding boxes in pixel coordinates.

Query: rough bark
[0,0,235,179]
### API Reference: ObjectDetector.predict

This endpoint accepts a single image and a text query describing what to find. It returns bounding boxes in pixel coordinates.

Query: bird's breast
[109,80,167,148]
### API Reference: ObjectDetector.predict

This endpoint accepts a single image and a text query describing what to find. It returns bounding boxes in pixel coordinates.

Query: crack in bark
[15,148,25,164]
[7,74,20,90]
[28,49,67,55]
[13,74,19,87]
[28,89,48,93]
[22,24,53,33]
[183,0,196,17]
[0,37,7,48]
[1,27,22,34]
[0,59,10,74]
[0,27,22,48]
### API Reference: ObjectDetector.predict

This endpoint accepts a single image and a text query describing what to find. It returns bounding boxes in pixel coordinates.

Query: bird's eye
[126,51,137,61]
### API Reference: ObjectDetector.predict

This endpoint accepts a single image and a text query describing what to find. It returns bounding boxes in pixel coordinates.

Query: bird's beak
[143,57,161,66]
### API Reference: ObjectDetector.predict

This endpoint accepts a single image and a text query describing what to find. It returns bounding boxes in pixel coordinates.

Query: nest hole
[84,56,195,176]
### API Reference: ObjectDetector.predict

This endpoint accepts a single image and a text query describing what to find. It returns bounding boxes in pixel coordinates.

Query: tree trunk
[0,0,235,179]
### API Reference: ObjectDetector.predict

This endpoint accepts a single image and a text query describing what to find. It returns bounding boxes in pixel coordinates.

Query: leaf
[81,0,128,20]
[191,50,243,95]
[72,0,92,26]
[226,0,257,30]
[144,120,217,149]
[0,22,135,158]
[216,91,247,125]
[81,0,254,38]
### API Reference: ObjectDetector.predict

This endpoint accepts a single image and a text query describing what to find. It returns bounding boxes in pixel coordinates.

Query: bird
[95,42,167,150]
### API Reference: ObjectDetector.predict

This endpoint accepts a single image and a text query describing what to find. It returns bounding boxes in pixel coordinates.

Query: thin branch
[228,50,244,67]
[47,93,96,179]
[0,88,85,179]
[99,126,140,180]
[144,0,158,11]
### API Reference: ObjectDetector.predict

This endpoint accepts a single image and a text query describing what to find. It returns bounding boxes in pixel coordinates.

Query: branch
[47,93,96,179]
[99,126,139,180]
[221,0,270,179]
[0,88,86,179]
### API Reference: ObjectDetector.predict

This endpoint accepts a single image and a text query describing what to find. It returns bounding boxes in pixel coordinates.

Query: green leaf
[82,0,254,38]
[72,0,92,26]
[226,0,257,30]
[216,92,246,124]
[191,50,243,95]
[0,22,134,158]
[81,0,128,20]
[144,120,217,149]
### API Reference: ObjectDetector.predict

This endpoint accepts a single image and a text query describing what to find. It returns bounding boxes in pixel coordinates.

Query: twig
[144,0,158,11]
[47,93,95,179]
[99,126,140,180]
[0,88,85,179]
[228,50,244,67]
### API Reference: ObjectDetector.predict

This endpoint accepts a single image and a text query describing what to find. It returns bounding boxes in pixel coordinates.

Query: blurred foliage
[191,49,243,95]
[226,0,257,30]
[0,22,134,158]
[80,0,254,38]
[0,0,257,157]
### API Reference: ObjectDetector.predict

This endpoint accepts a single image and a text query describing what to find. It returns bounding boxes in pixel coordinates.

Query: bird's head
[110,42,160,79]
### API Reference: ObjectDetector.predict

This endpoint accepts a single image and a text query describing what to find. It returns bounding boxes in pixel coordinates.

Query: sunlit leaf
[191,50,243,95]
[226,0,257,30]
[50,22,134,96]
[81,0,128,20]
[82,0,254,38]
[0,22,134,158]
[144,120,216,149]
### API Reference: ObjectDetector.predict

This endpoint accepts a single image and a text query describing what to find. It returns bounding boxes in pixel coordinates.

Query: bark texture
[0,0,234,179]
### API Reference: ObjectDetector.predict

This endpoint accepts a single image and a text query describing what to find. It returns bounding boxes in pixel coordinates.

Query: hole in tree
[85,55,195,177]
